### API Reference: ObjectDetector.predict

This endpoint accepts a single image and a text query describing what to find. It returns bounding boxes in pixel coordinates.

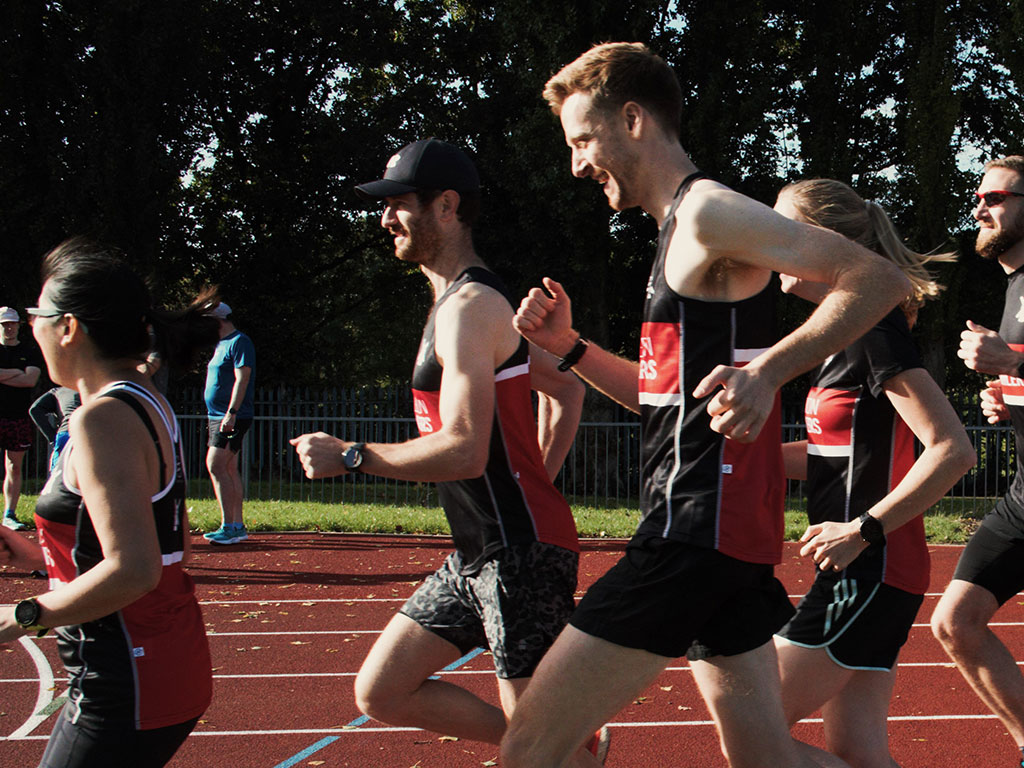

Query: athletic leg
[820,671,898,768]
[776,638,856,724]
[3,449,25,513]
[932,579,1024,746]
[354,613,508,743]
[691,641,848,768]
[501,625,669,768]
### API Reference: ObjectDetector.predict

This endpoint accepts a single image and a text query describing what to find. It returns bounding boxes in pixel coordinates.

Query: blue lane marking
[436,646,485,675]
[274,646,486,765]
[271,736,340,768]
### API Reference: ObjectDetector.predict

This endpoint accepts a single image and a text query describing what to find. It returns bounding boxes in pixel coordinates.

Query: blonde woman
[773,179,976,767]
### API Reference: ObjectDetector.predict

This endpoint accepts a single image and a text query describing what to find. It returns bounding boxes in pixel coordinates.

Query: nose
[381,204,397,229]
[571,147,590,179]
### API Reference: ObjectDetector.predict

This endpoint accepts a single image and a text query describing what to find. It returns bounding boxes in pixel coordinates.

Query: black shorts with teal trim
[776,572,923,670]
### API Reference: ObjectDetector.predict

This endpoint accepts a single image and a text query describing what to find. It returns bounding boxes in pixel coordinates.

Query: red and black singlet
[636,176,785,564]
[803,308,928,594]
[993,267,1024,529]
[411,267,579,575]
[34,381,212,730]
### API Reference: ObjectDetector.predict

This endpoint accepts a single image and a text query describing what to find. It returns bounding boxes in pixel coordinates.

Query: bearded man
[932,155,1024,767]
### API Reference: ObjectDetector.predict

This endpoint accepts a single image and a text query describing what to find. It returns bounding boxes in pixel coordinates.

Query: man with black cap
[0,307,42,531]
[291,139,606,763]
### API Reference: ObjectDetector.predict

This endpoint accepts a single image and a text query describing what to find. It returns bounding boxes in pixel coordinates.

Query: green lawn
[12,494,990,543]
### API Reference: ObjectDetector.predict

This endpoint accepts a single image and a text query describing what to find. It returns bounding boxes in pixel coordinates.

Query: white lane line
[8,636,56,739]
[5,712,999,742]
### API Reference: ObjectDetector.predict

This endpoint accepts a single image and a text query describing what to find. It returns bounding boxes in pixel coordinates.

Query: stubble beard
[394,217,441,265]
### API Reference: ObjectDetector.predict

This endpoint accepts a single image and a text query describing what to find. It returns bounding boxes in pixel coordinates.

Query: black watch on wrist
[858,513,886,547]
[14,597,49,637]
[342,442,366,473]
[227,408,239,415]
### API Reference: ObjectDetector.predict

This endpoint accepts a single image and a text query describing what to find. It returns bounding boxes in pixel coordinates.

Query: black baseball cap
[355,139,480,200]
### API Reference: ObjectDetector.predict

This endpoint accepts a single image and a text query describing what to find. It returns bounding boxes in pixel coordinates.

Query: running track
[3,533,1023,767]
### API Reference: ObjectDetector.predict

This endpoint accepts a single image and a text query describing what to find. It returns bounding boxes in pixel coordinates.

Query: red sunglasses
[975,190,1024,207]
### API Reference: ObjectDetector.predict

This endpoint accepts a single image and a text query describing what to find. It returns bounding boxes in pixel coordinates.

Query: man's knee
[353,666,413,724]
[931,586,995,653]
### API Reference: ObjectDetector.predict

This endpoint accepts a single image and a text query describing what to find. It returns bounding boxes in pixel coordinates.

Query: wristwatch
[858,513,886,546]
[342,443,366,473]
[14,597,49,637]
[227,408,239,415]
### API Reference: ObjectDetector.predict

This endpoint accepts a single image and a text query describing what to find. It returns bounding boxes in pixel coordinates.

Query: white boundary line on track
[4,713,1002,742]
[7,636,56,740]
[3,659,1012,683]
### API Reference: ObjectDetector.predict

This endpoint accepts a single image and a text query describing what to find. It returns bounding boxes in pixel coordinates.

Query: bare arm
[292,284,512,482]
[800,368,976,572]
[513,277,641,412]
[0,365,41,388]
[678,190,910,440]
[219,365,253,433]
[782,440,808,481]
[528,343,584,480]
[0,400,163,643]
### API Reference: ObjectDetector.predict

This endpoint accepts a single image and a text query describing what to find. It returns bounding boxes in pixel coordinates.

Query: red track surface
[3,533,1023,767]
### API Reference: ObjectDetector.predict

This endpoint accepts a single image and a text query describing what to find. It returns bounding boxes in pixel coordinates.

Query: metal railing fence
[15,385,1016,515]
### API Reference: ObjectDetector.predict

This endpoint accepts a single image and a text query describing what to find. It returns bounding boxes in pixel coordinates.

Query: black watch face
[15,599,40,626]
[861,516,884,544]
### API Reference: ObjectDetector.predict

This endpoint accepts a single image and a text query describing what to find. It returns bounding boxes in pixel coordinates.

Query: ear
[59,314,83,348]
[437,189,462,223]
[622,101,644,137]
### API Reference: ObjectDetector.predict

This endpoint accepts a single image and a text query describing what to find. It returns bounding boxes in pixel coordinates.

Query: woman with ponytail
[0,238,219,767]
[772,180,976,767]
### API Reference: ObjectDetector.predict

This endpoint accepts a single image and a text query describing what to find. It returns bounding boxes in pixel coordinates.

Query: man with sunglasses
[932,155,1024,767]
[0,307,42,531]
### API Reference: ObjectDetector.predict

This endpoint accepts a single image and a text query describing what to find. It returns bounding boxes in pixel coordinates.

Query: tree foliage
[1,0,1022,394]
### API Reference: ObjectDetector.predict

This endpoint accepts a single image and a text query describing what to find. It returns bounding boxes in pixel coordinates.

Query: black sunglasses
[975,190,1024,208]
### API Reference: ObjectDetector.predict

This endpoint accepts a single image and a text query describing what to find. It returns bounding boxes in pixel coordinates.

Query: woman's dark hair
[41,237,220,369]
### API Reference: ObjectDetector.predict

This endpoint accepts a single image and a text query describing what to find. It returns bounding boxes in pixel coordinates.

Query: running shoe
[233,524,249,542]
[2,514,28,531]
[203,524,228,541]
[207,525,245,545]
[586,725,610,764]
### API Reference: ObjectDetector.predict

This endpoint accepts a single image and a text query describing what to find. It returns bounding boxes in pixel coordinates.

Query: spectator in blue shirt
[202,302,255,545]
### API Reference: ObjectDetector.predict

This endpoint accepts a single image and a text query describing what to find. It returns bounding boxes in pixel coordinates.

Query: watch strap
[557,337,589,372]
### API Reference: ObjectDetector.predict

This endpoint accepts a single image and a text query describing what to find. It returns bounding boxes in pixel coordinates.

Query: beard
[977,212,1024,260]
[393,215,442,264]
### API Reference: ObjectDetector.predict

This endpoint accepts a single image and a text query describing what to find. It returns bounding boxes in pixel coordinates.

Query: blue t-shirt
[204,331,255,418]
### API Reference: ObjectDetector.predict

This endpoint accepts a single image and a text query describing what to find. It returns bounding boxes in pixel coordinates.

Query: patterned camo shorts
[400,542,579,679]
[0,418,32,452]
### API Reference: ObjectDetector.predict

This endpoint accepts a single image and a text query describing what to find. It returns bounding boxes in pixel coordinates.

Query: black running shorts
[776,572,923,670]
[953,512,1024,605]
[569,536,794,660]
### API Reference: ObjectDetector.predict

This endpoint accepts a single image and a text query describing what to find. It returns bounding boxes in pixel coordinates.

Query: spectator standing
[0,306,43,530]
[202,302,255,545]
